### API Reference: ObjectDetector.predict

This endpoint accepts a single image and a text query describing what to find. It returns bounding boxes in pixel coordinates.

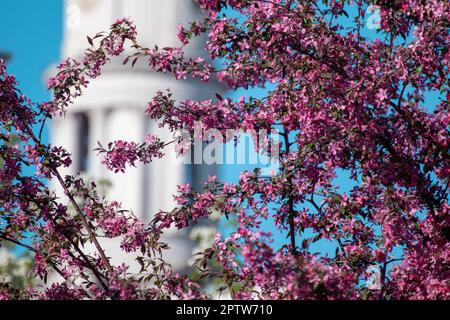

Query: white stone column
[146,121,185,218]
[105,106,145,219]
[144,118,194,272]
[50,113,80,193]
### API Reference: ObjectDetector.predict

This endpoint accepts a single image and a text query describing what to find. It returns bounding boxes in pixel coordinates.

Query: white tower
[52,0,215,272]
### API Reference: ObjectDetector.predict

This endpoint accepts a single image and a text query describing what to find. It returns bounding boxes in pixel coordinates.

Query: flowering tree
[0,0,449,300]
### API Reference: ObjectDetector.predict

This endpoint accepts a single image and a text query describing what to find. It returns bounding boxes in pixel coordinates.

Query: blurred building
[51,0,217,272]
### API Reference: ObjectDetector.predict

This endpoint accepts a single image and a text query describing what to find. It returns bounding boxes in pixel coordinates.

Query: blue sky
[0,1,63,144]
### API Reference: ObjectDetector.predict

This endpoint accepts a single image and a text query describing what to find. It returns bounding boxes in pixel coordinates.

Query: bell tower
[52,0,215,272]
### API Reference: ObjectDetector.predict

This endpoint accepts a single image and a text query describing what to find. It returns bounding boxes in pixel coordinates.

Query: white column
[50,113,80,193]
[146,120,184,218]
[105,106,145,219]
[145,118,193,272]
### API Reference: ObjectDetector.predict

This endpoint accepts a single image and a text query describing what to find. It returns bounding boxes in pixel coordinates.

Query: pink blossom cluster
[47,18,137,115]
[97,135,164,173]
[146,47,213,82]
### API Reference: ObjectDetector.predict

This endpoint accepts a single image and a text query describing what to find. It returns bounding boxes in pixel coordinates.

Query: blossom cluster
[96,135,164,173]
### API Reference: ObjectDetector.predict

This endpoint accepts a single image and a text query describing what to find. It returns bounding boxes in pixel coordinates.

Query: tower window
[75,112,90,172]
